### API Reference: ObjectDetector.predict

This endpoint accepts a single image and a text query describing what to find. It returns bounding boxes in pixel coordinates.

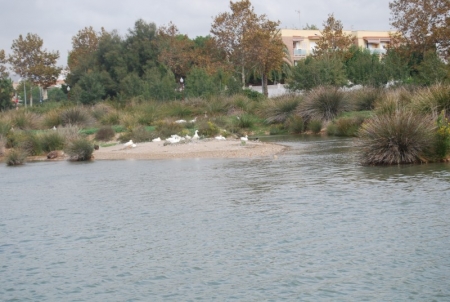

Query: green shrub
[269,124,286,135]
[153,121,184,140]
[197,120,220,137]
[91,103,113,121]
[374,88,413,115]
[411,83,450,116]
[328,116,364,137]
[39,131,65,152]
[11,131,42,156]
[0,120,12,136]
[42,109,62,129]
[285,115,305,133]
[358,110,435,165]
[5,148,27,166]
[95,126,116,141]
[234,114,256,129]
[298,86,352,121]
[100,110,120,125]
[307,119,323,134]
[0,136,5,156]
[162,102,194,118]
[242,88,265,101]
[64,138,94,161]
[433,111,450,160]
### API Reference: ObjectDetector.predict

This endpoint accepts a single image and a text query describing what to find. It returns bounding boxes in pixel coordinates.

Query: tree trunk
[241,66,245,89]
[262,73,269,97]
[30,86,33,107]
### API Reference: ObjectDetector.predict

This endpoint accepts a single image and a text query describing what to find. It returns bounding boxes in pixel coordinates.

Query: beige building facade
[281,29,396,65]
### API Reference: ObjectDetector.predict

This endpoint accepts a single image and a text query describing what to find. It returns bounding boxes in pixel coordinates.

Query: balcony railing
[294,49,307,56]
[369,48,387,55]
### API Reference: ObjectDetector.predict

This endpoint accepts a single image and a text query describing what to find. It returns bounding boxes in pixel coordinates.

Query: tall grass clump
[9,111,42,130]
[327,116,365,137]
[298,86,351,121]
[285,115,305,133]
[347,86,382,111]
[42,109,62,129]
[119,126,154,143]
[358,110,436,165]
[64,138,94,161]
[152,121,184,140]
[5,148,27,166]
[95,126,116,141]
[161,101,194,118]
[60,107,92,127]
[259,95,301,124]
[433,111,450,160]
[307,119,323,134]
[11,131,42,156]
[0,136,5,156]
[411,83,450,116]
[39,131,66,152]
[373,88,413,115]
[90,103,114,121]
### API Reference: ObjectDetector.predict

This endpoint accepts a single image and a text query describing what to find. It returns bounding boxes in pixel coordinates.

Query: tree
[68,26,99,72]
[243,21,286,96]
[156,22,195,79]
[0,49,9,78]
[345,46,387,86]
[9,33,61,106]
[0,78,14,111]
[287,55,347,91]
[211,0,286,96]
[211,0,260,86]
[314,14,353,57]
[389,0,450,60]
[303,23,319,30]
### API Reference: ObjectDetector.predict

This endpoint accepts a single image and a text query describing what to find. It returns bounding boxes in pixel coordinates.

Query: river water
[1,136,449,301]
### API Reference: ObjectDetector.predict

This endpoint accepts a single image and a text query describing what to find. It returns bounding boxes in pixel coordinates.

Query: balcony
[369,48,387,55]
[294,49,307,56]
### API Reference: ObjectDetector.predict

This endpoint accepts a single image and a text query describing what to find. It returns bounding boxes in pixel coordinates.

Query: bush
[118,126,153,143]
[0,136,5,156]
[95,126,115,141]
[197,120,220,137]
[411,83,450,116]
[153,121,184,140]
[298,86,351,121]
[434,111,450,160]
[100,110,120,125]
[358,110,436,165]
[307,119,323,134]
[5,148,27,166]
[10,131,42,156]
[42,109,62,129]
[39,131,65,152]
[328,116,364,137]
[234,114,256,129]
[60,107,92,127]
[259,95,301,124]
[373,88,413,115]
[285,115,305,133]
[347,86,382,111]
[64,138,94,161]
[9,111,42,130]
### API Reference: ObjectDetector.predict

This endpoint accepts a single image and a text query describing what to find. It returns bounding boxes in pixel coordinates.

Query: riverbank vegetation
[0,0,449,165]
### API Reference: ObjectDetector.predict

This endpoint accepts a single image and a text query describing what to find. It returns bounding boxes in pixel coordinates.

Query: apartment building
[280,29,395,65]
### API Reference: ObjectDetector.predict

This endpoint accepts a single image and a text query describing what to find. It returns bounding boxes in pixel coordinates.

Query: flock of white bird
[123,117,248,148]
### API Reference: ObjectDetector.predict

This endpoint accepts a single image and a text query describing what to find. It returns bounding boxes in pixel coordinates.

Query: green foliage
[298,86,352,121]
[414,51,449,85]
[327,116,364,136]
[197,120,219,136]
[242,88,265,101]
[153,121,184,139]
[5,148,27,166]
[345,46,387,86]
[161,101,194,118]
[95,126,115,141]
[0,78,15,111]
[64,138,94,161]
[144,67,177,101]
[287,55,347,91]
[47,87,68,102]
[119,126,153,143]
[285,115,305,133]
[307,119,323,133]
[411,83,450,115]
[75,72,106,105]
[42,109,62,128]
[234,114,256,129]
[186,67,218,98]
[358,110,436,165]
[11,131,42,156]
[433,111,450,159]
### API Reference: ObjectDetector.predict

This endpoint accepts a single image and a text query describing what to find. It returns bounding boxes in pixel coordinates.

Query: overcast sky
[0,0,393,69]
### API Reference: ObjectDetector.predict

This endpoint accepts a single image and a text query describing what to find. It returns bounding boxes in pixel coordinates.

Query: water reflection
[1,137,449,301]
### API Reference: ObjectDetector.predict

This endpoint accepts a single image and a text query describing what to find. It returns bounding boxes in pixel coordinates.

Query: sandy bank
[93,139,286,160]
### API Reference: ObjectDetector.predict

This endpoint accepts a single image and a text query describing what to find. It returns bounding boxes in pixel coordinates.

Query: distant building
[281,29,396,65]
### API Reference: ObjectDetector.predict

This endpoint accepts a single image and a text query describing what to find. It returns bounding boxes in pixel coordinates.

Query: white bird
[193,130,199,140]
[185,134,192,139]
[175,119,186,124]
[215,135,226,140]
[240,135,248,141]
[189,117,197,123]
[131,143,137,148]
[124,140,133,147]
[152,137,161,142]
[52,126,57,131]
[166,136,181,144]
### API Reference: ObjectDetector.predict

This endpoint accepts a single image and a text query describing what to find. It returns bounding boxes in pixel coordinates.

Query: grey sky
[0,0,393,69]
